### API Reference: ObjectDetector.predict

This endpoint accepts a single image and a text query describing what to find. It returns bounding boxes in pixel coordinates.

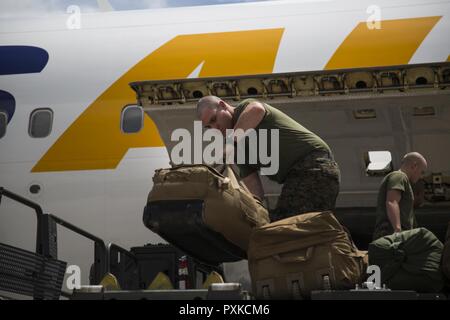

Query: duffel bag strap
[273,247,314,264]
[216,164,252,193]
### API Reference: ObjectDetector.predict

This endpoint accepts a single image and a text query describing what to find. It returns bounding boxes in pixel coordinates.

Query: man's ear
[218,100,226,109]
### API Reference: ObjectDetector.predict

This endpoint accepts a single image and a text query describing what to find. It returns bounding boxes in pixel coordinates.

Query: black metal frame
[105,243,139,289]
[0,187,232,299]
[0,187,108,294]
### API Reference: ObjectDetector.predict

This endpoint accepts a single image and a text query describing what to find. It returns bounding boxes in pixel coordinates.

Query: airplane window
[365,151,393,177]
[121,105,143,134]
[29,109,53,138]
[0,111,7,139]
[353,109,376,119]
[413,106,435,116]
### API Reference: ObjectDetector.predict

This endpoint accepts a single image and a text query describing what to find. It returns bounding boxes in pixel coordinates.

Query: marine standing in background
[373,152,428,240]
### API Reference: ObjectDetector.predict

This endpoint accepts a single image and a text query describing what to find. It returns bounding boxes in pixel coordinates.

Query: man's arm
[230,101,266,200]
[386,189,402,232]
[232,101,266,133]
[242,171,265,202]
[223,101,266,163]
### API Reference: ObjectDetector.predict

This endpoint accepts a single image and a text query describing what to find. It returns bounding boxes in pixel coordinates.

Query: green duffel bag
[369,228,444,293]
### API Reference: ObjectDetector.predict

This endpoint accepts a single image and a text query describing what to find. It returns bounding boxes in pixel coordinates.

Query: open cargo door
[130,62,450,249]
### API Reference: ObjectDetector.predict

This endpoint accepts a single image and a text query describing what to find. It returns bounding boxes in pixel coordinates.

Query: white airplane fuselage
[1,0,450,286]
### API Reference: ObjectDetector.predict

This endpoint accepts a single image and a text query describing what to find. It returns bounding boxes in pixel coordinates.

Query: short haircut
[401,152,427,167]
[196,95,221,119]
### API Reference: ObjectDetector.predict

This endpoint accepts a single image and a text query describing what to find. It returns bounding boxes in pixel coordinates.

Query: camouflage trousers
[270,150,341,222]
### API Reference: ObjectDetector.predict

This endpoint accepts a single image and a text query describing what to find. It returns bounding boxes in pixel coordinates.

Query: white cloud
[96,0,114,11]
[0,0,65,16]
[0,0,99,18]
[0,0,284,18]
[140,0,169,9]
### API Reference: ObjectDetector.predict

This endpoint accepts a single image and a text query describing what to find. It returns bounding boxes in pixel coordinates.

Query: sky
[0,0,280,17]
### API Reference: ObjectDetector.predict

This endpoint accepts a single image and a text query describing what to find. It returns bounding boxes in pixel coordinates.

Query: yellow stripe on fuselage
[325,16,441,70]
[32,28,285,172]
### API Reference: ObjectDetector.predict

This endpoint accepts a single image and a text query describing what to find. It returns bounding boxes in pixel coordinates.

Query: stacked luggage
[247,211,366,299]
[143,164,269,265]
[143,164,447,299]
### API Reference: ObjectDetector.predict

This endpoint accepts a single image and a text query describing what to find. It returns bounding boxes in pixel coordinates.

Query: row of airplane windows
[0,104,395,178]
[0,105,144,139]
[0,104,440,140]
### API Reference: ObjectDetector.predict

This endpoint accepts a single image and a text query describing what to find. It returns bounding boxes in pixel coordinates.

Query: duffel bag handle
[273,247,314,264]
[216,164,252,193]
[211,164,266,205]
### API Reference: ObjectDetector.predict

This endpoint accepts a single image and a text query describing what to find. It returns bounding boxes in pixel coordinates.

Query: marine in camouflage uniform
[270,150,341,222]
[231,99,341,222]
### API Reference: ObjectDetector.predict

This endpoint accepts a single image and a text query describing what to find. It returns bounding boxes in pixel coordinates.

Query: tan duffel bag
[147,164,270,252]
[248,211,366,299]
